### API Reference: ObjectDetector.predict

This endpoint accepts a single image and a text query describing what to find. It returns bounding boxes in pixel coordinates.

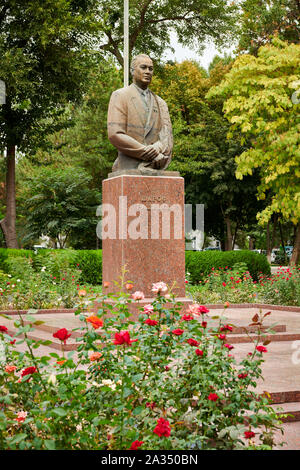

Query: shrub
[73,250,102,285]
[258,266,300,306]
[185,250,270,284]
[0,249,34,273]
[0,249,102,286]
[0,284,283,450]
[0,249,270,288]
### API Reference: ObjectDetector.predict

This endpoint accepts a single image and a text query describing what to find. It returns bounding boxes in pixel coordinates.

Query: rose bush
[0,282,285,450]
[0,256,99,310]
[190,264,300,306]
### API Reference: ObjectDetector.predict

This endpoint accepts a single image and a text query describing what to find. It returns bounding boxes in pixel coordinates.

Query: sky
[162,32,236,70]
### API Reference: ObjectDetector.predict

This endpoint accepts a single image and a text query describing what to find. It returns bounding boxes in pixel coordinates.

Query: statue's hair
[130,54,152,76]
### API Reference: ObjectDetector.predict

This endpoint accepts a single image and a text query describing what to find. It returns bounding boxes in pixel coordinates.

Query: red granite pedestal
[101,172,186,299]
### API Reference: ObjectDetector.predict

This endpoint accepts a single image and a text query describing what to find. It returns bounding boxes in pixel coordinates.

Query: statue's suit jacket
[107,83,173,171]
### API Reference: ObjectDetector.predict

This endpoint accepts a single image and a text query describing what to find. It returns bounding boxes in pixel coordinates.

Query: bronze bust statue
[107,54,173,173]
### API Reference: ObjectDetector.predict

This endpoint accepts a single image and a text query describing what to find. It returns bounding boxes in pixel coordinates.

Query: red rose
[187,338,199,347]
[129,440,144,450]
[144,319,158,326]
[222,282,226,287]
[208,393,219,402]
[195,349,204,356]
[218,334,226,341]
[181,314,194,321]
[146,402,156,409]
[153,418,171,437]
[171,329,184,336]
[114,331,138,346]
[220,324,233,332]
[238,373,248,379]
[201,321,207,328]
[0,325,8,333]
[53,328,71,344]
[197,306,209,314]
[244,431,255,439]
[256,345,268,353]
[224,343,234,350]
[21,366,37,378]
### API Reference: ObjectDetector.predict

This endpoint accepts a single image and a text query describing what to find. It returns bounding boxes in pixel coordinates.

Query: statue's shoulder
[111,84,134,98]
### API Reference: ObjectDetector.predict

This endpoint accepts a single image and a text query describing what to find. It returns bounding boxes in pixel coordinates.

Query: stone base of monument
[101,171,187,300]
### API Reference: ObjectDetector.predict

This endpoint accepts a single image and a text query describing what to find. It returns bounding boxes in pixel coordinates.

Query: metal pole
[0,80,6,105]
[124,0,129,87]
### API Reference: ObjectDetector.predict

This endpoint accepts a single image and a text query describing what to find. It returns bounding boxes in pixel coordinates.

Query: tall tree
[208,38,300,263]
[151,59,263,250]
[97,0,239,64]
[24,61,123,188]
[21,166,100,249]
[238,0,300,55]
[0,0,98,247]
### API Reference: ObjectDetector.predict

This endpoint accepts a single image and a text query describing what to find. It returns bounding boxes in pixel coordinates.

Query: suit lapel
[129,84,147,127]
[144,92,159,138]
[128,84,159,137]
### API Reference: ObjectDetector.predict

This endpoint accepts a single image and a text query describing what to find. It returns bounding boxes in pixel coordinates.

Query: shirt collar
[133,83,150,95]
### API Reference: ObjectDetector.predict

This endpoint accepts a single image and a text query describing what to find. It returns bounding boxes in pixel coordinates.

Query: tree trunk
[231,222,239,250]
[266,221,271,263]
[290,224,300,265]
[0,145,18,248]
[224,217,233,251]
[278,221,288,265]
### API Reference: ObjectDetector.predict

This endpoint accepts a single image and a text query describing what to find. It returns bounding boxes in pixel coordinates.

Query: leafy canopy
[0,0,99,151]
[21,166,100,248]
[207,38,300,225]
[97,0,239,64]
[238,0,300,54]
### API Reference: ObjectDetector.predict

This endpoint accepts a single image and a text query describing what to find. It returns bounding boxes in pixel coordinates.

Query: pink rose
[151,282,168,295]
[132,291,145,301]
[143,304,154,315]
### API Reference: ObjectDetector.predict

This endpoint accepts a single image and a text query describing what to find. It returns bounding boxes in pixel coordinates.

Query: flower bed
[0,282,284,450]
[189,264,300,307]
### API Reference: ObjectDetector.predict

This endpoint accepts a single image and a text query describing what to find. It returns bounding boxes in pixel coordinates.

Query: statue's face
[132,56,153,89]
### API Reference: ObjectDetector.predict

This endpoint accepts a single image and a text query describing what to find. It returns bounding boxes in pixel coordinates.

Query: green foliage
[18,61,123,190]
[0,288,282,449]
[185,250,270,284]
[73,250,102,285]
[97,0,239,64]
[0,249,270,288]
[0,0,99,152]
[207,38,300,226]
[238,0,300,55]
[152,59,264,249]
[258,266,300,306]
[0,251,82,309]
[20,166,100,248]
[189,265,300,307]
[0,248,33,273]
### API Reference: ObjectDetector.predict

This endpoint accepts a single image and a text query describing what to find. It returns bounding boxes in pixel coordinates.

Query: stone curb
[1,303,300,315]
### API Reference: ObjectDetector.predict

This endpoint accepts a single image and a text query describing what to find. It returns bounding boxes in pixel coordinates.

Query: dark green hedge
[73,250,102,285]
[185,250,270,283]
[0,248,34,272]
[0,248,269,286]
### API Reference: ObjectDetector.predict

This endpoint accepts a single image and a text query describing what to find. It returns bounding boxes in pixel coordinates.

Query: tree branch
[130,0,154,51]
[100,30,123,65]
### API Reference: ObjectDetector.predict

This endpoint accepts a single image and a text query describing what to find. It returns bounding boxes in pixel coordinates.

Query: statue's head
[130,54,153,89]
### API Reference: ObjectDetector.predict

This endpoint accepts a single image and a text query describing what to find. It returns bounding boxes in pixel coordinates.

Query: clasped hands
[142,141,168,169]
